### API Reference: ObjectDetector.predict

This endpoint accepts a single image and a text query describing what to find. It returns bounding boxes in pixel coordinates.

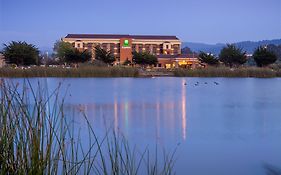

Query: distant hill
[182,39,281,55]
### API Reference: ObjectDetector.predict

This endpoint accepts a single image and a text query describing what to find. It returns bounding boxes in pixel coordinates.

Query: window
[77,43,80,48]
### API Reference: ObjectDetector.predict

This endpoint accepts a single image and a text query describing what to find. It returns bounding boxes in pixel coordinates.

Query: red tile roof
[65,34,179,40]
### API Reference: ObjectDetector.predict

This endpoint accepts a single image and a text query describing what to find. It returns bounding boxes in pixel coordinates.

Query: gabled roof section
[65,34,179,40]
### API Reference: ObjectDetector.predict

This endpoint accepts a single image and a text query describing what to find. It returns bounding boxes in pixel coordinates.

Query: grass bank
[1,66,281,78]
[174,67,281,78]
[0,80,176,174]
[0,66,139,78]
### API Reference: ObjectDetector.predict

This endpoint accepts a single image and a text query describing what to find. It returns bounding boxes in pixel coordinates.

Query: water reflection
[114,97,118,132]
[66,80,187,141]
[64,81,190,143]
[9,77,281,175]
[182,79,187,140]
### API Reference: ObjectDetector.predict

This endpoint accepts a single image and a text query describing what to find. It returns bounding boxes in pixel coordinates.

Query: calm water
[8,77,281,175]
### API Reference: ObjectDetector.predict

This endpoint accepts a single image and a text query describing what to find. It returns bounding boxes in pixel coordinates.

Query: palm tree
[94,46,115,65]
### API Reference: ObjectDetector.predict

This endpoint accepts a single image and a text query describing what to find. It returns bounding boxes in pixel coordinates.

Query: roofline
[64,34,180,40]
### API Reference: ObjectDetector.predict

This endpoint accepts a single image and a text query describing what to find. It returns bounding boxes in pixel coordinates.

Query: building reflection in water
[114,97,118,132]
[125,100,129,128]
[64,84,189,142]
[181,79,187,140]
[156,99,160,140]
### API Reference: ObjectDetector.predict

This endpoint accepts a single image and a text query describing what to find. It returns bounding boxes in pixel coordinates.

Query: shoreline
[0,66,280,78]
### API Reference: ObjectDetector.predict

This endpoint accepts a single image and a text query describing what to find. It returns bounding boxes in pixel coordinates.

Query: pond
[7,77,281,175]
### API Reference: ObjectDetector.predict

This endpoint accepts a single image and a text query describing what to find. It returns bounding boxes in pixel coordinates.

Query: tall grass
[1,66,281,78]
[174,66,280,78]
[0,79,176,174]
[0,66,139,78]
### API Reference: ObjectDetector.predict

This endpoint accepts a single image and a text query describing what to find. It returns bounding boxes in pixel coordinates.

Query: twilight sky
[0,0,280,49]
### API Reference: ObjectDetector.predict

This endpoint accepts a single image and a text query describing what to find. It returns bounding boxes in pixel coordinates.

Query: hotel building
[62,34,201,68]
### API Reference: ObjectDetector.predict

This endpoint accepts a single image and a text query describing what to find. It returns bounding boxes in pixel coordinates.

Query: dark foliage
[198,52,219,65]
[181,47,195,54]
[1,41,40,65]
[94,46,115,64]
[132,51,158,65]
[219,44,247,67]
[267,44,281,62]
[253,46,277,67]
[64,49,92,63]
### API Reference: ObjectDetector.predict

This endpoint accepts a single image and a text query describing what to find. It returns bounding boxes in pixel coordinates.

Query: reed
[1,66,280,78]
[0,79,176,174]
[174,66,280,78]
[0,66,139,78]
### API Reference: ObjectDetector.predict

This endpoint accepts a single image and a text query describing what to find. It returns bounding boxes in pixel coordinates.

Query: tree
[53,40,92,64]
[132,51,158,66]
[181,47,195,54]
[267,44,281,62]
[253,46,277,67]
[1,41,40,65]
[64,49,91,64]
[219,44,247,67]
[198,52,219,65]
[53,40,74,61]
[94,46,115,64]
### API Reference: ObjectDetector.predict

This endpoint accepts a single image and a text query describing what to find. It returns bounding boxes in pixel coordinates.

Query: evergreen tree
[219,44,247,67]
[198,52,219,65]
[253,46,277,67]
[2,41,40,65]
